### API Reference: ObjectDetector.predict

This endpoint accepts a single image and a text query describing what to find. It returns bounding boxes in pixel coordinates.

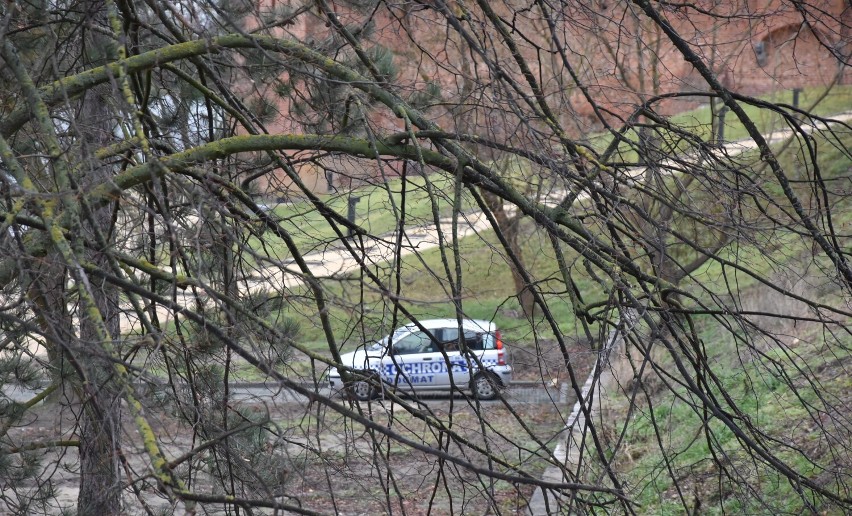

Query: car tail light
[494,330,506,364]
[497,350,506,366]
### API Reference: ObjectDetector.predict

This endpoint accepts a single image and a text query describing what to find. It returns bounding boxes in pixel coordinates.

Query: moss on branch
[89,134,456,204]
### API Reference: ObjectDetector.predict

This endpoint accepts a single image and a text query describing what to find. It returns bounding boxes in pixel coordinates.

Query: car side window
[441,329,484,351]
[393,331,436,355]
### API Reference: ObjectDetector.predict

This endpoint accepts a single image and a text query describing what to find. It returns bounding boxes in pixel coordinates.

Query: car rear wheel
[471,372,501,400]
[348,371,380,401]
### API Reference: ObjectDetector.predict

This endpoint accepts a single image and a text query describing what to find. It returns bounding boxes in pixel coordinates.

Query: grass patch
[272,219,607,360]
[612,289,852,513]
[250,172,476,260]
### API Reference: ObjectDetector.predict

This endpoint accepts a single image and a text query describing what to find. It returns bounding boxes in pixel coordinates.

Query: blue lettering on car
[371,357,504,384]
[451,362,469,373]
[382,362,448,375]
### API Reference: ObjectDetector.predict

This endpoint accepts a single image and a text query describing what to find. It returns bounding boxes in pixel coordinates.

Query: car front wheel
[348,371,380,401]
[471,372,501,400]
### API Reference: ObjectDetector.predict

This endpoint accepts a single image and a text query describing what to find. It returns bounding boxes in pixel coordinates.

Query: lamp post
[717,106,728,144]
[347,195,361,238]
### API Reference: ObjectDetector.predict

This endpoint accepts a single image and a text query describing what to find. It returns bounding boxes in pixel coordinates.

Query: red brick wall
[246,1,850,194]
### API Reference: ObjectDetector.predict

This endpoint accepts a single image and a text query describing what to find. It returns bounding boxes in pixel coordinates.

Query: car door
[380,330,444,390]
[437,328,481,389]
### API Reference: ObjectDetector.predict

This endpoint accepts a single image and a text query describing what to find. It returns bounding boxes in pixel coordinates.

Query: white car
[328,319,512,400]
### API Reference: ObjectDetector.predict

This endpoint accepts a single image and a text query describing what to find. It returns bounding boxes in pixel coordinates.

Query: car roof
[401,318,495,332]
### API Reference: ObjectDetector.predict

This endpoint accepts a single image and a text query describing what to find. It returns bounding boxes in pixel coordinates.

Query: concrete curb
[526,312,637,515]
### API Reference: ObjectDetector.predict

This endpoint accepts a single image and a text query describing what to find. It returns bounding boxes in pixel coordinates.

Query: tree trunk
[481,189,536,318]
[75,68,123,512]
[58,1,127,510]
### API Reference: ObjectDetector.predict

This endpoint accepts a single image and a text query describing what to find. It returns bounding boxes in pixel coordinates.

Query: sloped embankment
[603,263,852,513]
